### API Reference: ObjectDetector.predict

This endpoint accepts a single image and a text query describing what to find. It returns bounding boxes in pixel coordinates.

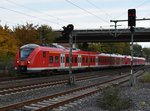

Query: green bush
[0,58,17,77]
[97,86,133,111]
[141,72,150,83]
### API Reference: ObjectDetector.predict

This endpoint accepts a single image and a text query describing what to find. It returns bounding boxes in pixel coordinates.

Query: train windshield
[20,44,39,60]
[20,48,34,60]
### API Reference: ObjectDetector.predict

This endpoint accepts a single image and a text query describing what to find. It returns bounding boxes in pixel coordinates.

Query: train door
[78,55,81,68]
[96,56,98,67]
[60,53,65,69]
[42,51,47,67]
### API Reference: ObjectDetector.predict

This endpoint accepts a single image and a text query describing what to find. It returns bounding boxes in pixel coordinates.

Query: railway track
[0,74,108,96]
[0,70,144,111]
[0,67,135,96]
[0,75,28,83]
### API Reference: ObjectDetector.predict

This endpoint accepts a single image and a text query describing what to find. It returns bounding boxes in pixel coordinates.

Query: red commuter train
[14,44,146,73]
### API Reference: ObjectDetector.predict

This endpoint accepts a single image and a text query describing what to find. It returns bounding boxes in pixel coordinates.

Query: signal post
[62,24,76,86]
[128,9,136,86]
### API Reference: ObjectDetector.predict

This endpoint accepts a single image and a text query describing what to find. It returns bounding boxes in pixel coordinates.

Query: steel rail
[0,74,105,96]
[0,73,133,110]
[0,70,144,111]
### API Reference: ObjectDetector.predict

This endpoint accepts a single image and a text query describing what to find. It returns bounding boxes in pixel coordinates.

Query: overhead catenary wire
[5,0,92,29]
[1,0,150,29]
[113,0,150,20]
[5,0,70,24]
[0,6,62,26]
[65,0,109,23]
[135,0,150,8]
[86,0,113,19]
[86,0,119,29]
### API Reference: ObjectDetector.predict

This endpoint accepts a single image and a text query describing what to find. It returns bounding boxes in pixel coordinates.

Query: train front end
[14,44,39,73]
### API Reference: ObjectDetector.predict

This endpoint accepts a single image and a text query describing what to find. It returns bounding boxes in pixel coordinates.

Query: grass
[97,86,133,111]
[141,72,150,83]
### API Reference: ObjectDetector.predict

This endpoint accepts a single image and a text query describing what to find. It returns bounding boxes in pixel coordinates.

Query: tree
[13,23,39,46]
[123,43,130,55]
[37,25,57,44]
[78,42,90,51]
[0,25,18,74]
[100,43,130,55]
[133,43,143,57]
[89,43,102,52]
[143,48,150,62]
[78,42,131,55]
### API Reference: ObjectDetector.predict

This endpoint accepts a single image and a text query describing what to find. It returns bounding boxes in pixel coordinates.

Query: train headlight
[17,60,19,64]
[27,61,30,64]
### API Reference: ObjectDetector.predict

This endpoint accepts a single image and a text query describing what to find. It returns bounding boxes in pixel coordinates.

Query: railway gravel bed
[0,74,111,107]
[0,69,146,111]
[0,67,147,110]
[65,83,150,111]
[0,66,145,89]
[0,70,119,89]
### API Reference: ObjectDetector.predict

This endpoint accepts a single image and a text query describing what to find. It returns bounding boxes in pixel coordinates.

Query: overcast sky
[0,0,150,47]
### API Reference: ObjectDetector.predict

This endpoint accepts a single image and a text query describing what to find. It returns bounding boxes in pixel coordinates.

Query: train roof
[20,44,146,60]
[133,57,146,60]
[99,53,111,57]
[20,44,40,49]
[99,53,126,58]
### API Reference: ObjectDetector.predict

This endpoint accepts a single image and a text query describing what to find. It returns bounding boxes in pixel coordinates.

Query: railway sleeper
[1,72,144,111]
[24,105,40,110]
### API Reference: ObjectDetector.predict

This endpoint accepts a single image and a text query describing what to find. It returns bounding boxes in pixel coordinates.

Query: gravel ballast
[0,71,150,111]
[65,82,150,111]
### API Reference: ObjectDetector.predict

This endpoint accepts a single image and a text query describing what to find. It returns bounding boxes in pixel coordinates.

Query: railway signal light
[62,26,68,37]
[128,9,136,26]
[62,24,74,37]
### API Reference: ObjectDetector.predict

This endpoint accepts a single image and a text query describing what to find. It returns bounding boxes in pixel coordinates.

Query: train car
[14,44,146,74]
[97,53,112,67]
[133,57,146,66]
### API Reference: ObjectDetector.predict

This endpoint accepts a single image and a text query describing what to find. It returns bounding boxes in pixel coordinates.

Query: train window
[106,58,108,62]
[72,57,74,63]
[90,58,92,63]
[43,51,46,58]
[82,57,85,63]
[100,58,102,63]
[55,56,59,63]
[49,56,53,63]
[20,48,34,60]
[75,57,77,63]
[98,57,100,63]
[86,57,88,63]
[66,57,69,63]
[93,58,95,63]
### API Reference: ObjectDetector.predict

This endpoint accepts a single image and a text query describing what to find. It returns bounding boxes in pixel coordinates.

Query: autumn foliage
[0,25,18,60]
[0,23,57,75]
